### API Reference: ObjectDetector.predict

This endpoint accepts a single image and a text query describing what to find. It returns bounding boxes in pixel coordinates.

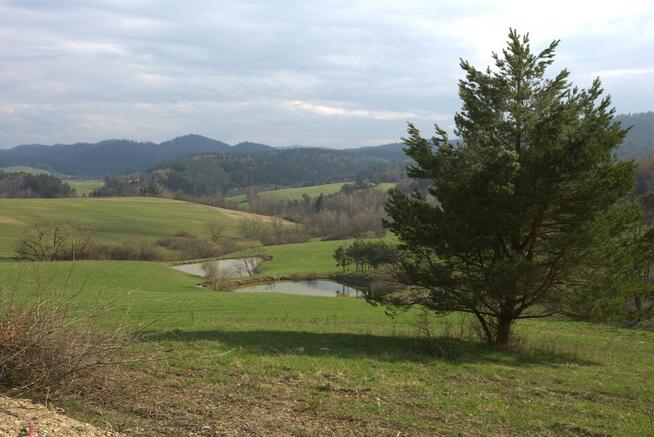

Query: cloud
[0,0,652,147]
[285,100,416,120]
[593,68,654,79]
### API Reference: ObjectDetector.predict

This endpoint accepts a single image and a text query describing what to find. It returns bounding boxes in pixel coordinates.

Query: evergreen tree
[333,246,350,272]
[382,30,640,346]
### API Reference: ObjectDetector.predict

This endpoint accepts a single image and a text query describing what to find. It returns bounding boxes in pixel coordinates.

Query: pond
[235,280,364,298]
[171,257,263,278]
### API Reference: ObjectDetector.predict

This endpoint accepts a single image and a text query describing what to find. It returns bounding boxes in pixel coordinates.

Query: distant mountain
[0,134,232,178]
[348,143,408,162]
[0,135,410,178]
[2,111,649,179]
[230,142,276,154]
[616,112,654,159]
[158,134,231,155]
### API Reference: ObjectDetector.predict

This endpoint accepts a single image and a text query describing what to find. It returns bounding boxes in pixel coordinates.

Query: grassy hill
[63,179,104,196]
[0,258,651,435]
[1,166,103,196]
[228,182,396,205]
[0,197,277,258]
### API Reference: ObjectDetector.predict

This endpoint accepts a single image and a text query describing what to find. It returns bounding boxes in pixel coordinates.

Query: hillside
[134,148,405,197]
[616,112,654,159]
[0,197,277,258]
[0,256,651,435]
[0,111,649,181]
[227,182,396,204]
[0,134,231,178]
[0,137,410,180]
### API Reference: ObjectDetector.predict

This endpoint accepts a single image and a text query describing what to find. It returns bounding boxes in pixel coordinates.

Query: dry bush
[0,272,138,398]
[92,239,163,261]
[157,234,222,259]
[15,223,163,261]
[201,262,231,290]
[15,222,92,261]
[207,222,226,243]
[234,246,265,277]
[240,217,309,246]
[240,218,267,241]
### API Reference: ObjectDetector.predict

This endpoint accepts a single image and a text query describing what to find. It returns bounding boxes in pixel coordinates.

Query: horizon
[1,1,653,148]
[0,132,405,150]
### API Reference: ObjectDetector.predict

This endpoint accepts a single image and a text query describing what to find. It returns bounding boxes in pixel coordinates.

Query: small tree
[16,223,73,261]
[201,262,231,290]
[333,246,351,271]
[207,222,226,243]
[380,30,641,346]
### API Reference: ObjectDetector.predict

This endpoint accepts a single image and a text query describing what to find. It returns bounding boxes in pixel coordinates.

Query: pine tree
[382,29,639,346]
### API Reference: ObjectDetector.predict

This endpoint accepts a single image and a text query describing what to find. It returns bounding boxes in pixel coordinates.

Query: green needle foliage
[382,29,645,347]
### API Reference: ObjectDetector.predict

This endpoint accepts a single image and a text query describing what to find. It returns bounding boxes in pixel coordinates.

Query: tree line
[245,183,390,240]
[90,149,406,198]
[0,171,75,198]
[333,240,397,272]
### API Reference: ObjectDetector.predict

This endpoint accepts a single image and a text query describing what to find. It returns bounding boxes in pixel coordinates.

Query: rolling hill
[0,136,410,179]
[0,134,232,178]
[0,197,278,258]
[1,111,650,180]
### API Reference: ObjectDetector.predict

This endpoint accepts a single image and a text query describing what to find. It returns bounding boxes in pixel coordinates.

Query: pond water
[235,280,364,298]
[171,257,263,278]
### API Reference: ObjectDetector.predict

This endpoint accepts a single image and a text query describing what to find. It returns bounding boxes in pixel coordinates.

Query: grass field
[227,182,396,205]
[0,197,651,435]
[65,179,104,196]
[0,197,276,258]
[0,258,652,435]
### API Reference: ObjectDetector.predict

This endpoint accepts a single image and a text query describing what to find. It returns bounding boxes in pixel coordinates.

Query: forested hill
[143,148,406,196]
[616,112,654,159]
[1,111,650,178]
[0,134,232,178]
[0,135,409,178]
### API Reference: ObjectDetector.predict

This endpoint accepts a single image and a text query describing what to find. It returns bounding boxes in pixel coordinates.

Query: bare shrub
[157,235,220,259]
[239,217,309,246]
[207,222,226,243]
[201,262,231,291]
[15,222,92,261]
[0,271,137,397]
[237,246,265,276]
[16,223,162,261]
[98,239,163,261]
[240,218,266,241]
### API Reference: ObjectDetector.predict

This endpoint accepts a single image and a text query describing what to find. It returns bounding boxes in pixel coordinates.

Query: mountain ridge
[1,111,652,178]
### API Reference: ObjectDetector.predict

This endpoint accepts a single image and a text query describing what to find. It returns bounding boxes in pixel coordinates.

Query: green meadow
[0,197,271,258]
[65,179,104,196]
[0,197,652,435]
[0,258,652,435]
[227,182,396,205]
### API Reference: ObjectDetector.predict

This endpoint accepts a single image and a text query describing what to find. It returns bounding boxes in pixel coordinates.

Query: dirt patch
[64,366,408,436]
[0,396,120,436]
[208,206,293,224]
[0,215,19,224]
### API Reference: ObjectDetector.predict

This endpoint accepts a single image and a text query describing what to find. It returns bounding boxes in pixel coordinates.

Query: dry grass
[0,270,138,399]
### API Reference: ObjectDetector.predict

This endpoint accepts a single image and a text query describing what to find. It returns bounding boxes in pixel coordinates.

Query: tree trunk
[494,316,513,347]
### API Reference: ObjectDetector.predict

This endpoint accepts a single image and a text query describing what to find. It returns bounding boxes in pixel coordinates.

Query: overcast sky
[0,0,653,148]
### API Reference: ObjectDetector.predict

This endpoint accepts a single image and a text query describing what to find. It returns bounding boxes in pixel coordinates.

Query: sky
[0,0,653,148]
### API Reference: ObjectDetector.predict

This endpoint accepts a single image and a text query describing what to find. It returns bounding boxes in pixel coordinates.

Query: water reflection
[171,257,262,278]
[236,280,363,298]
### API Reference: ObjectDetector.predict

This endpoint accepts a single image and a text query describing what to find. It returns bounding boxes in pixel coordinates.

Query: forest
[0,171,75,198]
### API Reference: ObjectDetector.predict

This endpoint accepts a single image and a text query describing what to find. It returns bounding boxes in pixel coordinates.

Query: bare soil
[0,396,121,436]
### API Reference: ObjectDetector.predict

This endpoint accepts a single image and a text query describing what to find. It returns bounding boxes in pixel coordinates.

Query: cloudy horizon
[1,0,653,149]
